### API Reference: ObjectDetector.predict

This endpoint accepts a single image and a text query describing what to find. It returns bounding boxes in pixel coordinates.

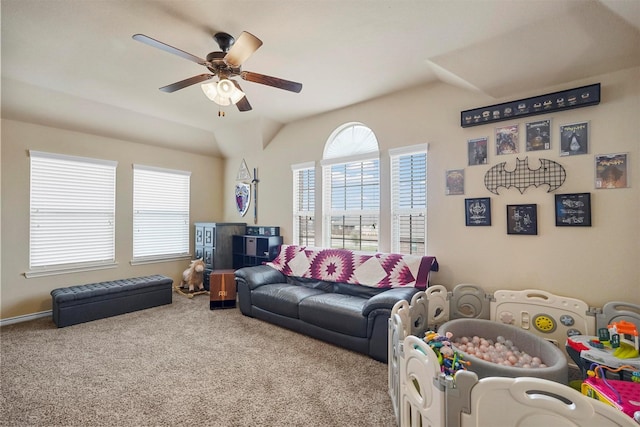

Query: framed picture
[465,197,491,226]
[495,124,519,155]
[506,204,537,235]
[555,193,591,226]
[525,119,551,151]
[595,153,629,189]
[445,169,465,195]
[560,121,589,156]
[468,137,488,166]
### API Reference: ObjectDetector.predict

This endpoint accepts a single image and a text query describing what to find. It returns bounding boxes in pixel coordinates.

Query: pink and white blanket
[266,245,438,289]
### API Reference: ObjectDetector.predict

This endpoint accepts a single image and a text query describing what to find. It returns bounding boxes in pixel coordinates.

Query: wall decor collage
[448,83,630,235]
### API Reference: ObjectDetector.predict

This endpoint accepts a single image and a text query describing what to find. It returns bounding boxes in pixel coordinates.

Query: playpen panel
[400,336,446,427]
[389,297,432,426]
[457,376,635,427]
[596,301,640,331]
[392,300,412,340]
[490,289,595,365]
[408,292,430,336]
[425,285,450,329]
[389,309,407,426]
[450,284,491,320]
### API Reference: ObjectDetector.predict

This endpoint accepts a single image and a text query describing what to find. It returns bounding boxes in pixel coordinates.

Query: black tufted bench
[51,275,173,327]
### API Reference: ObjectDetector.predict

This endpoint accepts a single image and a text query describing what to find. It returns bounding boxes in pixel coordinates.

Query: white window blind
[28,151,117,274]
[324,123,379,159]
[292,162,315,246]
[322,158,380,251]
[322,123,380,251]
[133,164,190,261]
[390,146,427,254]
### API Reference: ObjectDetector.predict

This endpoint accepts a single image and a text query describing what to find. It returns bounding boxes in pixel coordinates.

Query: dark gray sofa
[235,265,423,363]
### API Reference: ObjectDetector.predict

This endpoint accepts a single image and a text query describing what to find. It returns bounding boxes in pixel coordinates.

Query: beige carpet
[0,295,396,426]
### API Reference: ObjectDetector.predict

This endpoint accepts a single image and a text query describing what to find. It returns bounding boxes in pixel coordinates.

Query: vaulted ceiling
[2,0,639,157]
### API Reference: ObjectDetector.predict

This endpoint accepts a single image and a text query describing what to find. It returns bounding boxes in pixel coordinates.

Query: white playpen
[388,286,639,427]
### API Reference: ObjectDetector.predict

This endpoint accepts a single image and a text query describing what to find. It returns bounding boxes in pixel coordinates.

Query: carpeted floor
[0,295,396,426]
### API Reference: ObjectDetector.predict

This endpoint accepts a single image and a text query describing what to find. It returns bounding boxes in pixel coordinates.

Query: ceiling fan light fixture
[214,95,232,106]
[217,79,234,96]
[217,79,245,104]
[228,87,245,104]
[201,79,244,106]
[201,82,219,100]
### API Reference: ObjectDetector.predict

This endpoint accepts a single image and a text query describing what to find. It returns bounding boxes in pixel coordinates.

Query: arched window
[321,123,380,251]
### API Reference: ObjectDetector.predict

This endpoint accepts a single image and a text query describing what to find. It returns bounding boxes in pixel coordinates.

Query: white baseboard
[1,310,52,327]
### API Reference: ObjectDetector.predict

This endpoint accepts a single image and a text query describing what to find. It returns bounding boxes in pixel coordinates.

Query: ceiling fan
[132,31,303,112]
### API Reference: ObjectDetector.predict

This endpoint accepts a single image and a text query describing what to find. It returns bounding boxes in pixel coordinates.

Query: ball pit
[438,318,568,384]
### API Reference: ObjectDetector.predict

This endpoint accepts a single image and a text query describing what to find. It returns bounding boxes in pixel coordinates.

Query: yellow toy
[607,321,639,359]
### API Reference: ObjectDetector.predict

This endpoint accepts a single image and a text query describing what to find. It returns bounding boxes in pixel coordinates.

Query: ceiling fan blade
[232,81,252,112]
[133,34,208,66]
[240,71,302,93]
[224,32,263,68]
[159,74,214,93]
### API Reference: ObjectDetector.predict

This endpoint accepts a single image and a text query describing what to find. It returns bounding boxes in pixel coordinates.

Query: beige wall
[2,67,638,321]
[223,67,640,309]
[1,120,224,319]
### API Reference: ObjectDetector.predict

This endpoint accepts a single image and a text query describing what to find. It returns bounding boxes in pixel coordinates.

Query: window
[322,123,380,251]
[28,151,117,276]
[390,145,428,255]
[292,162,315,246]
[133,164,190,262]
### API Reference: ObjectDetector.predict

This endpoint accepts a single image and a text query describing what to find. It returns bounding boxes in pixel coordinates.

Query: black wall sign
[461,83,600,128]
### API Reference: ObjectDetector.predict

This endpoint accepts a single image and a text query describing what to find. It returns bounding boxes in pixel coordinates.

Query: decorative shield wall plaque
[236,159,252,182]
[235,182,251,217]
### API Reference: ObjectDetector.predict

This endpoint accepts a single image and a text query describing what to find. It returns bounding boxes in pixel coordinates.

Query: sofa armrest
[362,287,420,316]
[235,265,287,290]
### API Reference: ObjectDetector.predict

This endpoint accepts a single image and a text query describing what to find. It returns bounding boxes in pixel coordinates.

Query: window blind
[133,164,190,260]
[323,158,380,250]
[391,148,427,254]
[321,123,380,251]
[292,163,315,246]
[29,151,117,272]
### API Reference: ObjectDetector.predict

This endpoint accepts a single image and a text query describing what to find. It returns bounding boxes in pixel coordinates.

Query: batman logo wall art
[484,157,566,195]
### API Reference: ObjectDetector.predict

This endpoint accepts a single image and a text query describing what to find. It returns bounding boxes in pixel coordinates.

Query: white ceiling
[2,0,639,157]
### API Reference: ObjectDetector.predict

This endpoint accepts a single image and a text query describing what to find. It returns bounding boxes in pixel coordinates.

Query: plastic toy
[588,339,605,349]
[582,364,640,420]
[605,321,640,359]
[422,330,470,376]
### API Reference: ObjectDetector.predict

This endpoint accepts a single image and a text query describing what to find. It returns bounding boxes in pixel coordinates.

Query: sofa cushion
[287,276,334,292]
[333,281,385,299]
[251,284,326,318]
[235,265,287,290]
[299,293,369,337]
